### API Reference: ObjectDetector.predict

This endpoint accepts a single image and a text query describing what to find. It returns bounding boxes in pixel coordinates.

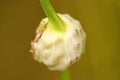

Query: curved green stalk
[60,69,71,80]
[39,0,65,30]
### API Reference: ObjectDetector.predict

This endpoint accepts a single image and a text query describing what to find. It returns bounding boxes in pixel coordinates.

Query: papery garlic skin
[30,14,86,71]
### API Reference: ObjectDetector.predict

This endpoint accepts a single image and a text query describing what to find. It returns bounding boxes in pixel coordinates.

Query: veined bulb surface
[30,14,86,71]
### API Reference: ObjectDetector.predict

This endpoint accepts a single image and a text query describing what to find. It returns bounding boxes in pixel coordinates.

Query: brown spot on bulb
[70,60,73,64]
[75,29,79,35]
[76,56,79,60]
[34,33,42,42]
[79,29,83,34]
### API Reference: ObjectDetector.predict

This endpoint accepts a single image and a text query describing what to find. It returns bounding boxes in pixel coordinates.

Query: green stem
[39,0,65,30]
[60,69,71,80]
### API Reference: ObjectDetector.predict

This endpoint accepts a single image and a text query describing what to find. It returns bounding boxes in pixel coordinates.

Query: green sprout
[39,0,66,31]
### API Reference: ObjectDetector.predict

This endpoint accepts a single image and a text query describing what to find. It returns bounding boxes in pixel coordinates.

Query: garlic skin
[30,14,86,71]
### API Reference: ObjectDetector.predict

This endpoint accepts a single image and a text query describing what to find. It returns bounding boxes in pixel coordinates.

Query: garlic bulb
[30,13,86,71]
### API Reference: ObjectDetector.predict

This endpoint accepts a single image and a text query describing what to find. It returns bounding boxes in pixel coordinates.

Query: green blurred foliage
[0,0,120,80]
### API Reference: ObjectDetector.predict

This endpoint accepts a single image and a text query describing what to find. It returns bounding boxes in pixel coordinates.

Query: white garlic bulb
[30,14,86,71]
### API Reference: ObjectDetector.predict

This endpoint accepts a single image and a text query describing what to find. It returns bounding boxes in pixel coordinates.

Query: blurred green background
[0,0,120,80]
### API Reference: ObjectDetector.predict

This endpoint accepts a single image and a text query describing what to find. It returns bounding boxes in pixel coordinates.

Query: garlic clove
[30,13,86,71]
